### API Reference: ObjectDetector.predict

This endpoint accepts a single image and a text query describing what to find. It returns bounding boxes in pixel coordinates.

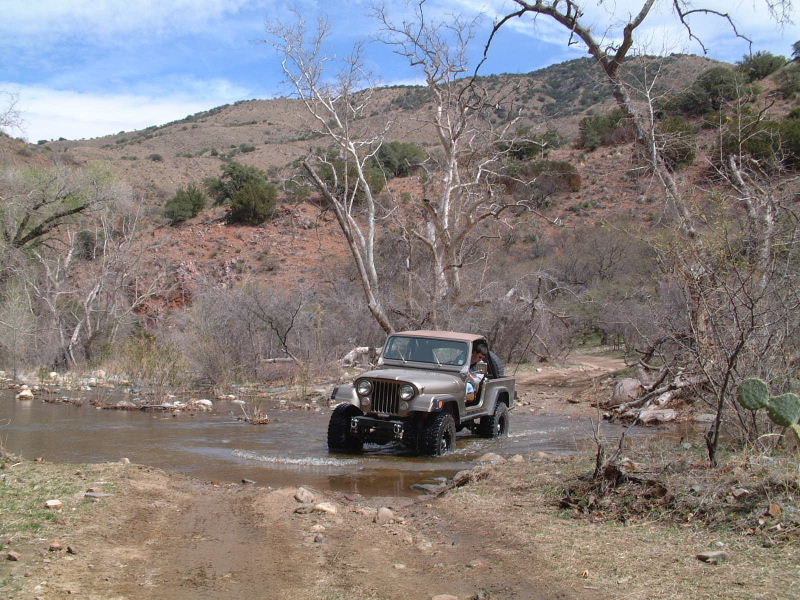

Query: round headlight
[399,384,415,400]
[356,380,372,396]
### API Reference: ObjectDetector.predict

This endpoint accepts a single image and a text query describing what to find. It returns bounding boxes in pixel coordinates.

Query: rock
[534,451,556,460]
[6,551,20,561]
[313,502,337,515]
[609,378,643,407]
[731,488,750,500]
[83,492,112,499]
[509,454,525,463]
[393,563,406,570]
[294,503,316,514]
[45,499,63,510]
[195,399,213,409]
[375,507,395,524]
[468,559,486,568]
[48,541,62,552]
[66,546,78,555]
[313,534,324,543]
[432,595,459,600]
[410,483,446,494]
[452,470,473,486]
[767,503,783,517]
[638,408,677,424]
[120,457,130,465]
[16,388,34,400]
[696,551,728,564]
[241,479,256,485]
[310,524,326,533]
[476,452,505,464]
[294,487,316,504]
[693,413,716,423]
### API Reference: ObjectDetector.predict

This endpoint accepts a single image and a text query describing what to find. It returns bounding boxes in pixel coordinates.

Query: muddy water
[0,390,659,497]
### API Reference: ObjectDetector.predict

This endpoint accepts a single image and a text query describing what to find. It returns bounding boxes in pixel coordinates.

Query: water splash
[233,449,359,467]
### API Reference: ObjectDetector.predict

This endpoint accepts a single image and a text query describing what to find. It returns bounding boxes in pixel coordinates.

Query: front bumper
[350,415,406,443]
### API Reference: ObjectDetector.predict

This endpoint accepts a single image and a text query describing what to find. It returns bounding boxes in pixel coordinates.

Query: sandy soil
[4,350,796,600]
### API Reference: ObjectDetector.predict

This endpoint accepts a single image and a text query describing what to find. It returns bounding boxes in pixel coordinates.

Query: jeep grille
[370,379,401,414]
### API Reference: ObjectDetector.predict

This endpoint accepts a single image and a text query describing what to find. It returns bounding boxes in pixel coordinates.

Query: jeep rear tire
[327,404,364,453]
[477,402,509,438]
[419,412,456,456]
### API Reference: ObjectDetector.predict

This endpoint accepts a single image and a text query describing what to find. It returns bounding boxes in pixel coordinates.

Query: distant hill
[28,54,723,205]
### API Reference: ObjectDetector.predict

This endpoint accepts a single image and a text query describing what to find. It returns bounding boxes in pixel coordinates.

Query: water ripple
[233,449,360,467]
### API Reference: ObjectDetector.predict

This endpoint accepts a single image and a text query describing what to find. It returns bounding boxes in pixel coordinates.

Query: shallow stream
[1,390,661,497]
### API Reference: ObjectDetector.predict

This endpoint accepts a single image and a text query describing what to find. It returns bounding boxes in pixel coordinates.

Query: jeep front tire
[419,412,456,456]
[327,404,364,453]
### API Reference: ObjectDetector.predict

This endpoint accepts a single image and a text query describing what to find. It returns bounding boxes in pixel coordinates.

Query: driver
[466,342,489,402]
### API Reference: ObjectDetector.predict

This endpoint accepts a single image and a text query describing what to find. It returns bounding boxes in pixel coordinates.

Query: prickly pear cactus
[789,424,800,445]
[766,393,800,428]
[736,378,771,410]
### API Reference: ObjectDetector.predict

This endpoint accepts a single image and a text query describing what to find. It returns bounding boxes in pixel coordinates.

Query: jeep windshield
[382,336,469,367]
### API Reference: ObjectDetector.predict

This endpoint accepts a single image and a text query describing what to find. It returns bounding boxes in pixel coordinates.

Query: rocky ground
[2,350,798,600]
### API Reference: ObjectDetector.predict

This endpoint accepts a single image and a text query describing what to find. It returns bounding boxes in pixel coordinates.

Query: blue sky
[1,0,798,142]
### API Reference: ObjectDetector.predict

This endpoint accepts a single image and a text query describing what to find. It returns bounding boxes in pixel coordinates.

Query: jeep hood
[356,368,463,394]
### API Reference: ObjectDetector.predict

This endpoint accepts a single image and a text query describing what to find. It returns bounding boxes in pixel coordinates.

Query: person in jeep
[466,342,489,403]
[327,330,515,456]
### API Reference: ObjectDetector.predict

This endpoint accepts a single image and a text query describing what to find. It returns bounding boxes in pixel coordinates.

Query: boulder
[696,551,728,564]
[638,408,677,424]
[313,502,337,515]
[476,452,505,464]
[16,388,34,400]
[608,378,643,407]
[6,551,20,561]
[375,507,395,524]
[44,499,63,510]
[294,487,316,504]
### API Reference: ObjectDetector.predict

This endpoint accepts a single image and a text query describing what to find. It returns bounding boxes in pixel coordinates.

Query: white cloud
[447,0,800,60]
[3,81,254,142]
[0,0,264,40]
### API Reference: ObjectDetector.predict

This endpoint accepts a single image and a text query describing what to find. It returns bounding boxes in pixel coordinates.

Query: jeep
[328,330,515,455]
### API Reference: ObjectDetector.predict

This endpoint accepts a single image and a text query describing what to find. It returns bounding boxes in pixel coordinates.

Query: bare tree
[488,0,797,463]
[0,91,20,133]
[268,6,536,331]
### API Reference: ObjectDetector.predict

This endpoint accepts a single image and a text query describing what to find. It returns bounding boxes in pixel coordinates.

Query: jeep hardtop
[328,330,515,455]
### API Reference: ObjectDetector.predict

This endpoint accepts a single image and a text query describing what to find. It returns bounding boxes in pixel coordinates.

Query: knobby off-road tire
[327,404,364,453]
[419,412,457,456]
[477,402,509,438]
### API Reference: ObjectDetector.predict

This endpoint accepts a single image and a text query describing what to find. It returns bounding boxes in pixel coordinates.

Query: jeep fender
[330,384,359,408]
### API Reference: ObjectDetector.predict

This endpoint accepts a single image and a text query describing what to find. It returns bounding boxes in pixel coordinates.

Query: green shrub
[228,181,277,224]
[204,161,271,206]
[663,67,747,116]
[658,116,696,170]
[164,184,207,225]
[238,143,256,153]
[774,63,800,99]
[500,158,580,207]
[76,229,105,260]
[317,155,385,203]
[147,153,163,162]
[578,109,633,150]
[497,127,563,160]
[737,51,788,82]
[375,141,427,177]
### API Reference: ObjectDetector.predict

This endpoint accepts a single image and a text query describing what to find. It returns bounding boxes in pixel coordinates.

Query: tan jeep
[328,330,516,455]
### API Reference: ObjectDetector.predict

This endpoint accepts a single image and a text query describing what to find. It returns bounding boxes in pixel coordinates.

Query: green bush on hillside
[737,51,787,82]
[578,109,633,151]
[662,67,748,116]
[204,161,271,206]
[657,116,696,170]
[375,141,427,177]
[164,184,207,225]
[228,181,277,225]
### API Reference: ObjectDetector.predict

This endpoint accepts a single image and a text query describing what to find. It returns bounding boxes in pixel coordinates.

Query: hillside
[33,55,721,204]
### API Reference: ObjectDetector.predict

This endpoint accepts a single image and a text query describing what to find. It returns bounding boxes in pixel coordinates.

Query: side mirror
[475,360,488,375]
